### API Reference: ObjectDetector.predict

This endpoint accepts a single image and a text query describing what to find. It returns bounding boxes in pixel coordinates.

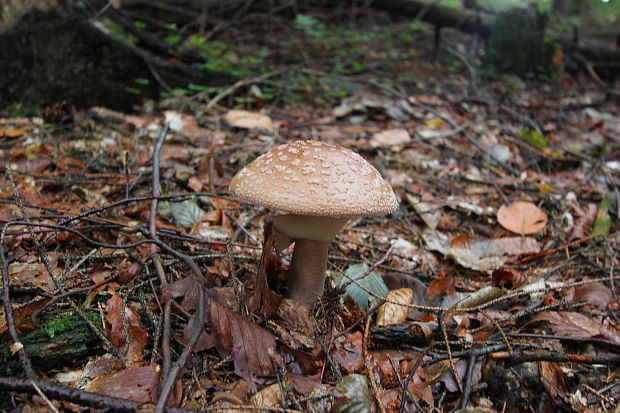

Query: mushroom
[229,140,398,306]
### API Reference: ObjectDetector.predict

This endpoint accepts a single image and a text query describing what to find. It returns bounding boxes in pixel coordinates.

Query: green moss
[0,311,102,377]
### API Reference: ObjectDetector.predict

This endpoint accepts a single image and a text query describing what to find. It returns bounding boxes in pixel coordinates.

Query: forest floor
[0,7,619,413]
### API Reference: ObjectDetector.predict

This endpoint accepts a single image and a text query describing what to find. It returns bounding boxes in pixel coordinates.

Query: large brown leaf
[497,201,547,235]
[186,292,278,381]
[105,293,148,362]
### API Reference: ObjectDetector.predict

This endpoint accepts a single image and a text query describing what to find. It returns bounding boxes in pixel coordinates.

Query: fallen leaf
[250,383,282,408]
[333,374,371,413]
[376,288,414,326]
[455,286,506,310]
[592,193,615,237]
[531,311,620,344]
[423,229,505,272]
[539,361,569,409]
[0,128,26,138]
[517,129,549,149]
[370,128,411,148]
[406,193,441,230]
[452,235,541,257]
[497,201,547,235]
[331,332,364,374]
[569,203,597,240]
[491,268,528,289]
[428,277,454,298]
[250,222,282,315]
[187,294,279,381]
[105,294,148,362]
[87,363,181,406]
[224,110,274,132]
[437,358,482,393]
[164,110,210,139]
[572,283,612,310]
[340,263,389,311]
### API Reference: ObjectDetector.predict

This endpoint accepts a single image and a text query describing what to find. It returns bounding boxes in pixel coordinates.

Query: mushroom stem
[287,238,329,306]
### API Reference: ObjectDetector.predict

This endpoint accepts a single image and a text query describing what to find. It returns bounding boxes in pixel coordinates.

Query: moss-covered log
[0,312,102,376]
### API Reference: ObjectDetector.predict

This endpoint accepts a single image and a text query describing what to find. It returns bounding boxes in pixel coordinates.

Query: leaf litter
[0,6,619,413]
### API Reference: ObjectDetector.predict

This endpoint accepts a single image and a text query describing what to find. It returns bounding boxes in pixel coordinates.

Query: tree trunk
[0,0,231,111]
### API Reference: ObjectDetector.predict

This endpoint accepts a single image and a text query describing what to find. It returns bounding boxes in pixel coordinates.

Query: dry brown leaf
[0,128,26,138]
[250,383,282,408]
[569,203,597,240]
[370,128,411,148]
[428,277,454,298]
[250,222,283,315]
[572,283,612,310]
[224,110,273,132]
[105,293,148,362]
[164,110,210,139]
[463,237,541,256]
[376,288,414,326]
[531,311,620,344]
[331,331,364,374]
[186,294,279,381]
[539,361,569,409]
[497,201,548,234]
[491,268,528,289]
[87,363,181,406]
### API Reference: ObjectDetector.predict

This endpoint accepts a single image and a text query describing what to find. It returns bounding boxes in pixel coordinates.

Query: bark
[0,313,102,376]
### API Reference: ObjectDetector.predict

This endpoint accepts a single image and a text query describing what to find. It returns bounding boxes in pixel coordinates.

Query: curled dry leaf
[455,286,506,310]
[492,268,528,289]
[569,203,597,240]
[497,201,548,235]
[376,288,414,326]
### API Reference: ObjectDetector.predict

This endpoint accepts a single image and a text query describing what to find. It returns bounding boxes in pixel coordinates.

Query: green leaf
[165,34,182,44]
[171,199,206,228]
[294,14,325,37]
[158,199,206,228]
[124,87,141,95]
[339,263,388,311]
[592,193,615,237]
[333,374,371,413]
[517,129,549,149]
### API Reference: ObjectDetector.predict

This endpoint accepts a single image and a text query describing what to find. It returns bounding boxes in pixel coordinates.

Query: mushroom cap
[230,140,399,218]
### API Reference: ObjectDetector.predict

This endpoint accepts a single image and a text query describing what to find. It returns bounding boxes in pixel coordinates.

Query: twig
[31,379,60,413]
[0,236,36,378]
[206,71,279,109]
[155,286,205,412]
[458,351,477,409]
[398,350,429,413]
[490,350,620,364]
[363,314,387,413]
[438,316,462,392]
[339,244,394,289]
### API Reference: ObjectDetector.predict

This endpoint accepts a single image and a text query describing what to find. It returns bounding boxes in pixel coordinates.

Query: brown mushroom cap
[229,140,398,218]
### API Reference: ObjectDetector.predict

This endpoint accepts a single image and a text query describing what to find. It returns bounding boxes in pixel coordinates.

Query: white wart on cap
[230,140,399,306]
